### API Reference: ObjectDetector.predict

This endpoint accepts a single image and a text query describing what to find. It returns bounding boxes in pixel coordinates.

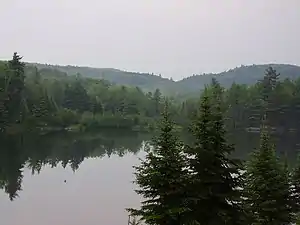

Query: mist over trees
[3,53,300,225]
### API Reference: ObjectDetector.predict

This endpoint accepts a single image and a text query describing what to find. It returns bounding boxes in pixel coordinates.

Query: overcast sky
[1,0,299,79]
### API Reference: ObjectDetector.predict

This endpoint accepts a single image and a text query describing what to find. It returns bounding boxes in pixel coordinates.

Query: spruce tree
[5,52,25,124]
[243,129,294,225]
[153,88,162,116]
[292,153,300,216]
[128,100,189,225]
[186,87,243,225]
[62,79,90,112]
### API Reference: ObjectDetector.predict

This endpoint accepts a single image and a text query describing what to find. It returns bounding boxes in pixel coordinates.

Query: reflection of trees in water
[228,129,300,165]
[0,130,150,200]
[3,128,300,201]
[182,129,300,165]
[0,135,25,200]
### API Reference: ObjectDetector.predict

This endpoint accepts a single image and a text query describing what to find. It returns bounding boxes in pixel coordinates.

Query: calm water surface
[0,130,148,225]
[0,129,299,225]
[0,154,146,225]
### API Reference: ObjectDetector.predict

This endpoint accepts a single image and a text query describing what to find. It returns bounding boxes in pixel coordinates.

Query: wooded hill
[26,62,174,93]
[25,62,300,95]
[1,60,300,96]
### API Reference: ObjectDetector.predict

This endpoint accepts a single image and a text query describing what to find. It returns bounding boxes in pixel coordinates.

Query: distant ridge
[25,62,173,93]
[2,60,300,95]
[175,64,300,94]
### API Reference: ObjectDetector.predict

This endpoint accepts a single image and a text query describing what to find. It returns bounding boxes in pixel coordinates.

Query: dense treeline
[26,62,300,96]
[178,67,300,131]
[3,53,300,224]
[129,79,300,225]
[2,53,300,134]
[175,64,300,95]
[29,62,174,93]
[0,53,174,133]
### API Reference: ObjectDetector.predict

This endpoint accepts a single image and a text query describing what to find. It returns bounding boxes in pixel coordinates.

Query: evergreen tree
[297,216,300,225]
[128,100,189,225]
[4,52,26,125]
[211,77,223,99]
[0,71,8,131]
[262,67,280,95]
[292,153,300,216]
[260,67,280,126]
[32,93,49,120]
[153,88,162,116]
[243,128,294,225]
[185,87,243,225]
[62,79,90,112]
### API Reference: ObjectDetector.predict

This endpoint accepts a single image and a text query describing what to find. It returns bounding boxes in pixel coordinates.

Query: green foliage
[0,53,175,133]
[26,62,174,93]
[176,64,300,95]
[292,153,300,214]
[180,68,300,131]
[185,86,243,225]
[127,69,300,225]
[2,56,300,225]
[62,79,90,112]
[243,129,294,225]
[260,66,280,103]
[79,113,153,130]
[128,101,189,225]
[128,215,142,225]
[0,52,26,131]
[2,54,300,134]
[152,88,162,116]
[23,62,300,96]
[55,109,80,127]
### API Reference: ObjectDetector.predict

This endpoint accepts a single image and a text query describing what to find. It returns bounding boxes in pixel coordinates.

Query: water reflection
[0,130,150,201]
[182,129,300,163]
[1,129,300,224]
[1,129,300,201]
[0,151,146,225]
[228,129,300,163]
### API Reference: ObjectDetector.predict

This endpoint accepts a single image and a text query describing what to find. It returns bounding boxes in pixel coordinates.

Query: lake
[0,129,300,225]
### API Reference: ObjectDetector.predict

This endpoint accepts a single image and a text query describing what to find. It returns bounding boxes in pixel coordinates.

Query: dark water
[0,129,300,225]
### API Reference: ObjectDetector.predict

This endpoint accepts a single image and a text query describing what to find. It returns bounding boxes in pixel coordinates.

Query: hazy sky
[1,0,299,79]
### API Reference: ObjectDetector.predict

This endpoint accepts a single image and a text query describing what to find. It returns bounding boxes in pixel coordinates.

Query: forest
[128,81,300,225]
[2,53,300,224]
[2,53,300,134]
[29,61,300,96]
[0,53,168,132]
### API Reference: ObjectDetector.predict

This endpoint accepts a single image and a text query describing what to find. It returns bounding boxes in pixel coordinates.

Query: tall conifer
[128,100,189,225]
[186,85,243,225]
[243,128,293,225]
